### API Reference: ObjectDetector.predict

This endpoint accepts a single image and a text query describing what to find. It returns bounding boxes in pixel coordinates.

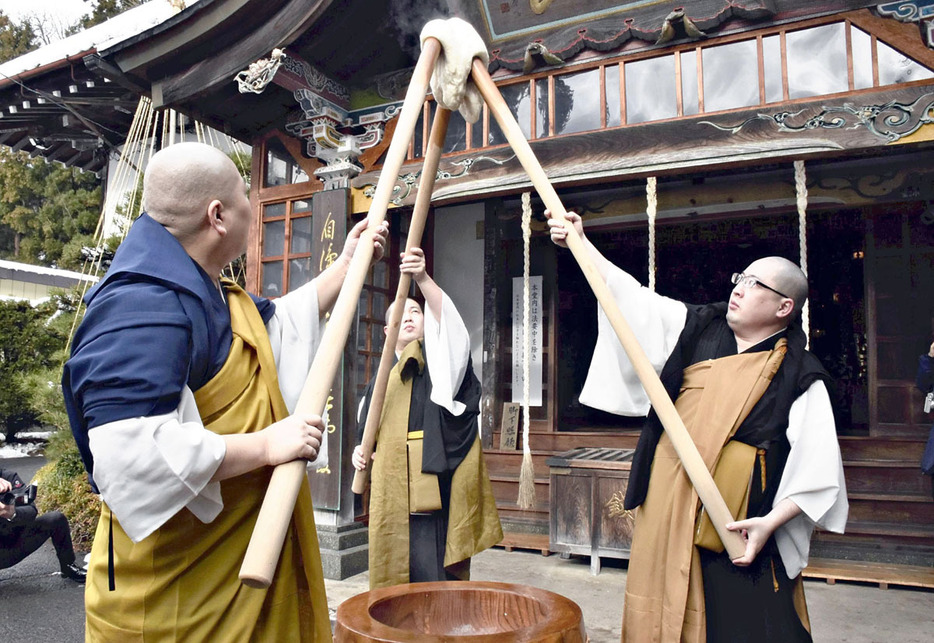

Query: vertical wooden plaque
[500,402,520,450]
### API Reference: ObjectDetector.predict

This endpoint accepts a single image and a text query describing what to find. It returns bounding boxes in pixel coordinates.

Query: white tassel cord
[517,192,536,509]
[794,160,809,347]
[646,177,657,292]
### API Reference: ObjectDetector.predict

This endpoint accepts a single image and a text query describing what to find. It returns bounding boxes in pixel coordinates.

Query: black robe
[356,340,483,582]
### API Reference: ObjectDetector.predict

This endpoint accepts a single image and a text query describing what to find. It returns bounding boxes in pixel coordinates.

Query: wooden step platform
[803,558,934,590]
[495,532,552,556]
[491,537,934,590]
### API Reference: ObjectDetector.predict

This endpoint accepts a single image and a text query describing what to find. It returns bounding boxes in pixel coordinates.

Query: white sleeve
[265,280,328,468]
[88,386,225,543]
[579,263,688,416]
[265,280,326,411]
[423,292,471,416]
[773,379,849,578]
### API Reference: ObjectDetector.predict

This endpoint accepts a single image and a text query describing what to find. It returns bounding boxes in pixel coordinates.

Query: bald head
[143,142,242,238]
[755,256,809,319]
[727,255,808,347]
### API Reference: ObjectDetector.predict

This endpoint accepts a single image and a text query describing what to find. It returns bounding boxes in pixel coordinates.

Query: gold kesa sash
[621,340,786,643]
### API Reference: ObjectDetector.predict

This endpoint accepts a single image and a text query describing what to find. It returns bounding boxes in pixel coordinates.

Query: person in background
[0,467,85,583]
[916,340,934,497]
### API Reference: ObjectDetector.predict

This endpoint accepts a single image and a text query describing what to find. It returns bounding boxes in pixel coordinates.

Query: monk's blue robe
[63,213,274,490]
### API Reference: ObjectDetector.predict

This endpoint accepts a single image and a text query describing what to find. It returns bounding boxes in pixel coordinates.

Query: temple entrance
[865,202,934,438]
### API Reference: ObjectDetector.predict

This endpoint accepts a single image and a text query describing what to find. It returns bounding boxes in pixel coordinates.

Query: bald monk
[548,212,848,643]
[63,142,387,641]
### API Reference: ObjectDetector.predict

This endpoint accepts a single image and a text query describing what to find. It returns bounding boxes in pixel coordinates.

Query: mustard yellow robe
[622,343,793,643]
[85,284,330,642]
[367,339,502,589]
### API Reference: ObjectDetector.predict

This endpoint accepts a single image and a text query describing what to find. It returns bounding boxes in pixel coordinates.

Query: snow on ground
[0,431,51,458]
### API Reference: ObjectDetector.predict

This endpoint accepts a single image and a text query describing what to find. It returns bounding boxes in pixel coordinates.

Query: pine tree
[73,0,145,33]
[0,148,103,270]
[0,10,37,62]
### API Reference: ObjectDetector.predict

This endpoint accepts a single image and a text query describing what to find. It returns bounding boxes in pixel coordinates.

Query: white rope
[67,99,255,353]
[168,109,177,146]
[646,176,657,291]
[794,160,809,346]
[226,134,249,178]
[66,96,154,357]
[517,191,536,509]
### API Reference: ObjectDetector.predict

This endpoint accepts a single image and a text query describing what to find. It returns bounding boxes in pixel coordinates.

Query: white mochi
[420,17,489,124]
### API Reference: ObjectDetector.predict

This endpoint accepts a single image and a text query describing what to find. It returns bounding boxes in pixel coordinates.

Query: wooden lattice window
[259,198,315,297]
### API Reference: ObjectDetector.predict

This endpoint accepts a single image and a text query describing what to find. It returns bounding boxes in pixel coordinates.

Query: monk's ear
[206,199,226,236]
[776,298,794,320]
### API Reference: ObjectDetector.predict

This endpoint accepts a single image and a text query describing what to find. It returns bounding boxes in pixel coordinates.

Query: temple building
[1,0,931,583]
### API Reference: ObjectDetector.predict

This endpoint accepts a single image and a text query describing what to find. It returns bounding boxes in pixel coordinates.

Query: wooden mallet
[469,57,746,559]
[238,38,443,588]
[352,106,453,494]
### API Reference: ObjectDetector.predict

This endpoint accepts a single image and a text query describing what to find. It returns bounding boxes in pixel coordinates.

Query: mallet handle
[471,59,745,560]
[238,38,443,588]
[352,107,452,494]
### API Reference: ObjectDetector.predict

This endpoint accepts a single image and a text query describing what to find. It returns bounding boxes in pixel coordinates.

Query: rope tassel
[518,192,536,509]
[794,160,810,347]
[647,176,657,292]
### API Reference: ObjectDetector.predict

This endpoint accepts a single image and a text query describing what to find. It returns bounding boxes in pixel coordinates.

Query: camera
[925,392,933,414]
[0,484,36,507]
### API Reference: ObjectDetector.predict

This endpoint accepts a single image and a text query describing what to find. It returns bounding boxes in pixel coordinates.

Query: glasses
[731,272,790,299]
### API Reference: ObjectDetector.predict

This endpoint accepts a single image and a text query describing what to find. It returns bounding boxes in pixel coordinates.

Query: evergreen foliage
[34,432,101,548]
[0,10,36,61]
[0,297,64,437]
[71,0,145,33]
[0,148,103,270]
[22,287,100,546]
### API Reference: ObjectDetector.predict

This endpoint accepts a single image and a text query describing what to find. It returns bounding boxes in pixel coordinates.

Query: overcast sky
[0,0,89,24]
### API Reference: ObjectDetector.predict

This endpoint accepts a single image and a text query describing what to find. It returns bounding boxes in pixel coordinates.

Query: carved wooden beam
[150,0,333,108]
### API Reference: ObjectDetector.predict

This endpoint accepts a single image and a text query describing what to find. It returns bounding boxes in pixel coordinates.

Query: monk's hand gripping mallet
[352,106,452,494]
[238,37,443,588]
[468,46,746,559]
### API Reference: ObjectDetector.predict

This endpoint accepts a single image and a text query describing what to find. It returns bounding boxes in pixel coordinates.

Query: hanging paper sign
[511,275,543,407]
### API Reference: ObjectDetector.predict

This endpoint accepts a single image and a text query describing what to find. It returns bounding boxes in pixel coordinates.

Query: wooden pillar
[481,197,505,449]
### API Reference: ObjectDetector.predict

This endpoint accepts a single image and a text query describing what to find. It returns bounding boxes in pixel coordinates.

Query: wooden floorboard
[492,536,934,590]
[803,558,934,590]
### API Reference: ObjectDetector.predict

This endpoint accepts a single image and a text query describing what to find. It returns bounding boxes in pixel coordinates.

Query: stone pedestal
[316,521,368,580]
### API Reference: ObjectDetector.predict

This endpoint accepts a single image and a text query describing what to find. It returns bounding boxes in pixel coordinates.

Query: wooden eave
[453,1,884,74]
[90,0,334,131]
[0,53,140,175]
[342,8,934,205]
[353,85,934,208]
